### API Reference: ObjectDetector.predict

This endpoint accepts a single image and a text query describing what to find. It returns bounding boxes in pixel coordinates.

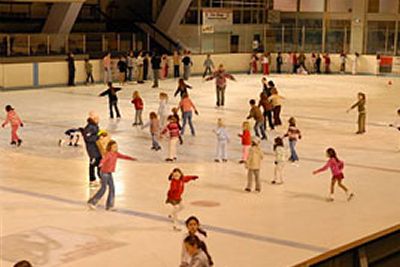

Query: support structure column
[350,0,367,54]
[155,0,192,35]
[42,2,83,34]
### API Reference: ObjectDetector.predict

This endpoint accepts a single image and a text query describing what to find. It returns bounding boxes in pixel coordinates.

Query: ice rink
[1,73,400,267]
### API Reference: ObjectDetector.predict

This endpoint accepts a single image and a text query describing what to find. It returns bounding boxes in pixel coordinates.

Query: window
[368,0,379,12]
[379,0,398,13]
[273,0,297,12]
[298,19,323,52]
[367,21,395,54]
[328,0,352,12]
[300,0,324,12]
[326,20,351,53]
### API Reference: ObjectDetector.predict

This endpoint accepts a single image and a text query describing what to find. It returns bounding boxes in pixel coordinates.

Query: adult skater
[315,53,322,74]
[173,50,181,78]
[127,51,135,81]
[182,51,193,81]
[276,52,283,74]
[205,64,236,108]
[81,114,102,187]
[352,52,360,75]
[202,54,214,78]
[151,51,162,88]
[67,52,75,86]
[103,52,112,84]
[259,78,274,130]
[99,82,122,119]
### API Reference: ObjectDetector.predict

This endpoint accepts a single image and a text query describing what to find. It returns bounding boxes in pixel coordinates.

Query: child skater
[59,128,80,147]
[165,168,198,231]
[346,92,366,134]
[313,148,354,202]
[246,99,267,140]
[182,235,211,267]
[389,108,400,151]
[213,118,229,163]
[99,82,122,119]
[271,137,287,184]
[96,130,111,157]
[244,138,264,193]
[172,107,184,145]
[87,140,136,211]
[131,91,144,126]
[161,115,181,162]
[202,54,214,78]
[238,121,251,164]
[181,216,214,267]
[174,78,192,99]
[142,112,161,151]
[2,105,23,146]
[283,117,302,164]
[179,94,199,136]
[158,92,170,129]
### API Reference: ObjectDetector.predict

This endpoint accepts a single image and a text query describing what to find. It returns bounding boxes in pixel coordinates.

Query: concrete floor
[1,73,400,267]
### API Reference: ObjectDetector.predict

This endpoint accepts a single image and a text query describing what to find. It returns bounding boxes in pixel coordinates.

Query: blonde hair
[159,92,168,100]
[133,90,140,98]
[217,118,224,127]
[242,121,251,131]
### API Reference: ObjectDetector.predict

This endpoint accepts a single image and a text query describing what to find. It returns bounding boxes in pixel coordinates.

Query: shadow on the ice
[285,191,327,202]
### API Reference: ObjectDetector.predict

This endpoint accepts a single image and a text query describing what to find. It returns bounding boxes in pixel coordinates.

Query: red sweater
[2,110,22,127]
[167,176,198,201]
[161,122,180,138]
[131,97,144,110]
[100,151,135,173]
[239,130,251,146]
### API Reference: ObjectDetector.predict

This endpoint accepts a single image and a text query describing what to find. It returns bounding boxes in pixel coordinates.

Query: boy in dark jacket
[99,82,122,119]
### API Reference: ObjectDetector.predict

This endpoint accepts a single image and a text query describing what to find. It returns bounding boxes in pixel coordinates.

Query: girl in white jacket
[158,92,170,129]
[272,137,287,184]
[213,118,229,162]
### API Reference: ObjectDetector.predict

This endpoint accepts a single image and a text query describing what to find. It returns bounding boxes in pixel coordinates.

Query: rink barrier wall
[0,53,384,90]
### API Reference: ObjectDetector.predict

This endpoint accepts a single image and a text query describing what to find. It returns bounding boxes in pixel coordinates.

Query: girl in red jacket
[166,168,198,231]
[238,121,251,163]
[88,140,136,211]
[131,90,144,126]
[2,105,23,146]
[161,115,181,162]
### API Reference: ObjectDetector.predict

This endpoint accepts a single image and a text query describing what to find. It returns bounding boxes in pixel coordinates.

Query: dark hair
[107,82,112,87]
[14,261,32,267]
[267,81,275,87]
[168,168,183,180]
[185,216,207,237]
[184,235,214,266]
[326,148,339,161]
[273,137,284,151]
[249,99,256,105]
[288,117,296,126]
[358,92,366,100]
[5,105,13,112]
[397,108,400,114]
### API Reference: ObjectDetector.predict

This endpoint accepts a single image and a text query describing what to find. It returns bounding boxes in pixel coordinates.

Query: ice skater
[99,82,122,119]
[258,80,274,130]
[59,128,80,147]
[131,90,144,126]
[165,168,198,231]
[213,118,229,163]
[268,88,284,127]
[172,107,184,145]
[88,140,136,211]
[205,64,236,108]
[313,148,354,202]
[271,137,287,184]
[96,129,111,157]
[238,121,251,164]
[244,138,264,193]
[161,115,181,162]
[283,117,302,164]
[346,92,366,134]
[181,216,213,267]
[142,112,161,151]
[202,54,214,78]
[388,108,400,151]
[158,92,170,129]
[174,78,192,99]
[182,235,211,267]
[179,94,199,136]
[246,99,267,140]
[2,105,23,146]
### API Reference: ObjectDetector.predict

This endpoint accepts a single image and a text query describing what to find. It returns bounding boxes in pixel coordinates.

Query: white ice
[1,73,400,267]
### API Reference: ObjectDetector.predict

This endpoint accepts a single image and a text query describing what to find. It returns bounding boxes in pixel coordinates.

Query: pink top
[161,122,180,138]
[206,70,234,87]
[2,110,22,127]
[315,158,344,177]
[103,56,111,69]
[179,98,196,113]
[100,151,135,173]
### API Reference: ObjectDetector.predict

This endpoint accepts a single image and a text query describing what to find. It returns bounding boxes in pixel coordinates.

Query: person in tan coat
[96,130,111,157]
[244,138,264,192]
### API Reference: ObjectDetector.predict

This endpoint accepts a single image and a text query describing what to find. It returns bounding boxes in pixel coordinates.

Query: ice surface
[1,74,400,267]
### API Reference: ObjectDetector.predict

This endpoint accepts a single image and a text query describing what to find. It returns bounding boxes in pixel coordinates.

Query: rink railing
[293,224,400,267]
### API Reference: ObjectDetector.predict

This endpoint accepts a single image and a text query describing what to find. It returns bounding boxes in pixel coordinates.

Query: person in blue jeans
[283,117,302,163]
[88,140,136,211]
[179,94,199,136]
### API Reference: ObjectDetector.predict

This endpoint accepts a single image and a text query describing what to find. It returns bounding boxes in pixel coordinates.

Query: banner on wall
[202,25,215,34]
[202,8,233,27]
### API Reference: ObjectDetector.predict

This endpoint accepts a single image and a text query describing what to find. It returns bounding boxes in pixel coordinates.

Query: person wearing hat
[244,137,264,192]
[96,129,111,157]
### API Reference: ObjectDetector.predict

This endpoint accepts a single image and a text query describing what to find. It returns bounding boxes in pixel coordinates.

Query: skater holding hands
[313,148,354,202]
[166,168,198,231]
[2,105,23,146]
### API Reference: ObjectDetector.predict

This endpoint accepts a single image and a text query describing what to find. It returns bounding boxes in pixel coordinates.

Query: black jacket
[99,87,121,102]
[82,119,101,158]
[67,56,75,71]
[151,56,161,69]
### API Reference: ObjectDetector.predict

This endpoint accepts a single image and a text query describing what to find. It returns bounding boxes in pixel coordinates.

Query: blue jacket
[82,120,101,158]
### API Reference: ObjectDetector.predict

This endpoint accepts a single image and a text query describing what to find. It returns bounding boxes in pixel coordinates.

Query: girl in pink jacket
[313,148,354,202]
[2,105,23,146]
